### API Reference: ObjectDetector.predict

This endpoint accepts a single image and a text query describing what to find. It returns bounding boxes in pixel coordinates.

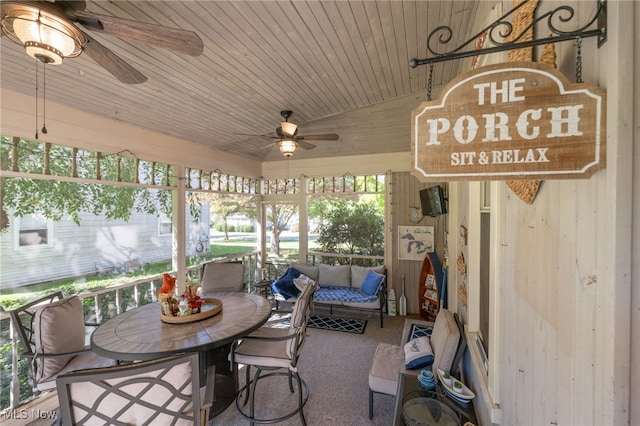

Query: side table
[393,372,478,425]
[253,279,272,298]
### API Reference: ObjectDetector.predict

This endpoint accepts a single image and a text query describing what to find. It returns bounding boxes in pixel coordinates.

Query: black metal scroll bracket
[409,0,606,68]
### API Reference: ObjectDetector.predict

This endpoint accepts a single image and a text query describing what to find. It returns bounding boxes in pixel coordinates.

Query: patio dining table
[90,291,272,417]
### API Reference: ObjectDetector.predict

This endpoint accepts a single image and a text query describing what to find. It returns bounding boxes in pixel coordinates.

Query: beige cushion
[318,264,351,286]
[429,309,460,374]
[201,262,244,292]
[34,295,86,384]
[351,265,385,288]
[368,343,404,396]
[233,327,294,369]
[291,263,319,281]
[293,274,315,292]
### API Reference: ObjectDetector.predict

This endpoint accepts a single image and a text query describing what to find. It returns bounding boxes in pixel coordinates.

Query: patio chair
[9,292,117,393]
[230,279,317,425]
[200,260,245,293]
[56,353,215,426]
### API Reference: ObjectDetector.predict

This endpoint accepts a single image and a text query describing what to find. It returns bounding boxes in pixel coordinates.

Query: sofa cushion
[361,270,384,295]
[318,264,351,287]
[369,343,405,396]
[291,263,319,281]
[34,295,86,384]
[403,336,434,370]
[351,265,385,288]
[429,309,460,374]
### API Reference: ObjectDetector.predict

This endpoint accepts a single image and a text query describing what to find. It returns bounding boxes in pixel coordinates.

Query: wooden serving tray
[161,298,222,324]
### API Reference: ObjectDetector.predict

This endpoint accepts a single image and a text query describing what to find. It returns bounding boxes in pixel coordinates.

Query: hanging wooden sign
[411,62,606,181]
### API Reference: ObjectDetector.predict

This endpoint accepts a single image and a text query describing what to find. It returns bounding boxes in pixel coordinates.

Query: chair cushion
[34,295,86,384]
[234,327,294,369]
[429,309,460,374]
[318,264,351,287]
[38,350,117,391]
[368,343,404,396]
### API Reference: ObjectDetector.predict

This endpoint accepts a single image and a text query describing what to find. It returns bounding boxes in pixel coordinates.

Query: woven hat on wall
[504,0,556,205]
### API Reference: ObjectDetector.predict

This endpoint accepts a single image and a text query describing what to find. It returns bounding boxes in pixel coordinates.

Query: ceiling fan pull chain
[42,64,48,135]
[427,63,434,101]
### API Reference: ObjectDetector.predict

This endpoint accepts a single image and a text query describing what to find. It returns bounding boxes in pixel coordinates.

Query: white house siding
[0,206,209,288]
[447,1,637,425]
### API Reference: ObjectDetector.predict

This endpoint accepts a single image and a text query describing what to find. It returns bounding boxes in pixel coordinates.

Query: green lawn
[0,235,309,310]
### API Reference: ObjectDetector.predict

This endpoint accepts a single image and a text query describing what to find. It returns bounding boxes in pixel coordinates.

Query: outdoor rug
[283,314,367,334]
[407,323,433,342]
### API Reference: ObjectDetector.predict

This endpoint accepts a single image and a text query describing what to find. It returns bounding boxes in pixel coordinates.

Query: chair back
[57,353,204,426]
[200,261,245,293]
[286,281,317,360]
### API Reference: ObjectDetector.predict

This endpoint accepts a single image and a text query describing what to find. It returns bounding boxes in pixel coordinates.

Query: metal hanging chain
[35,59,39,139]
[42,64,48,135]
[427,63,434,101]
[576,37,583,83]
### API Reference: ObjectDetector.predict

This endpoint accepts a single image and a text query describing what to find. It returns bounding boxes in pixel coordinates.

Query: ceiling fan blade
[296,134,340,141]
[82,32,147,84]
[74,10,204,57]
[297,140,317,150]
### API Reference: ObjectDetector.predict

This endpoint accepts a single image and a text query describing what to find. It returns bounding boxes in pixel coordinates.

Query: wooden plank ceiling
[0,0,480,162]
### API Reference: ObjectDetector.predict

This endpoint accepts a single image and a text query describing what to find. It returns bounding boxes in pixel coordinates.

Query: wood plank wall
[390,171,447,315]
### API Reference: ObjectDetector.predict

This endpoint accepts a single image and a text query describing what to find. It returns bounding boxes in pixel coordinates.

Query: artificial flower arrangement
[158,273,203,317]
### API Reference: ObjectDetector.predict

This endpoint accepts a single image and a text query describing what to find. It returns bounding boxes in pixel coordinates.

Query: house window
[16,214,52,247]
[158,215,172,236]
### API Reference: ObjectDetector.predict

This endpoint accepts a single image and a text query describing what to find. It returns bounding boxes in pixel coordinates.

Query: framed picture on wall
[398,226,434,261]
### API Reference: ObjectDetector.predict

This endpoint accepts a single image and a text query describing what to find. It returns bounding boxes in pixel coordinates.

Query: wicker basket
[161,298,222,324]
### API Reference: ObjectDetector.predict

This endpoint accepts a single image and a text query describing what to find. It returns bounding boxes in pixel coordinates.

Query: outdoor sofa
[271,262,388,327]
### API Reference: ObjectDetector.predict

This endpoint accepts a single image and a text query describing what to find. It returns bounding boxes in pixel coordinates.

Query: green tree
[315,200,384,256]
[1,137,175,232]
[207,193,256,241]
[266,203,297,256]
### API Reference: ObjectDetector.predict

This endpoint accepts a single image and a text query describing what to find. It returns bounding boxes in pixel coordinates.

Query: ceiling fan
[241,110,340,157]
[0,1,204,84]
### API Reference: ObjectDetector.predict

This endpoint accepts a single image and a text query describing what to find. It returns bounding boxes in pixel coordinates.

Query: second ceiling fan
[252,111,340,157]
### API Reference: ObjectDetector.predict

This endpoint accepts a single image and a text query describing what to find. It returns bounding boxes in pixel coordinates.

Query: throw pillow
[361,270,384,295]
[404,336,434,370]
[272,267,301,299]
[351,265,385,288]
[34,295,86,383]
[293,274,315,292]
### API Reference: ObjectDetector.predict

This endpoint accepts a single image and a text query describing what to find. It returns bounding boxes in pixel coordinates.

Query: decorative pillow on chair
[404,336,434,370]
[293,274,315,292]
[361,270,384,295]
[34,295,86,383]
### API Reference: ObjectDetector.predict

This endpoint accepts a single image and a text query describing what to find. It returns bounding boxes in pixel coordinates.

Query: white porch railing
[1,252,260,411]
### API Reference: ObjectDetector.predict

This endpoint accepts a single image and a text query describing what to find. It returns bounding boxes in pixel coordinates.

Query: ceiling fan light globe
[2,6,86,64]
[280,121,298,137]
[278,139,297,157]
